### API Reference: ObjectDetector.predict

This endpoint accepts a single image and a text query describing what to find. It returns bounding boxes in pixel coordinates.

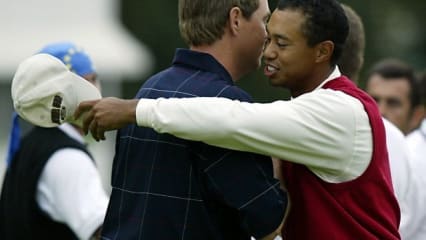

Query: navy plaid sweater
[101,49,286,240]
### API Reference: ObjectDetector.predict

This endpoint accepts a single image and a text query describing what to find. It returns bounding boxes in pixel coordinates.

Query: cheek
[277,53,296,72]
[391,108,405,120]
[251,23,267,41]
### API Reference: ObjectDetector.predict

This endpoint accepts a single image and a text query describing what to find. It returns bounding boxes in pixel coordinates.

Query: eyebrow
[274,34,290,41]
[266,29,291,42]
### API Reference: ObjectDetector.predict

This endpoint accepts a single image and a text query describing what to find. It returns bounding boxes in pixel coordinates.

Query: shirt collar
[315,65,342,90]
[291,66,341,100]
[172,48,234,85]
[58,123,85,144]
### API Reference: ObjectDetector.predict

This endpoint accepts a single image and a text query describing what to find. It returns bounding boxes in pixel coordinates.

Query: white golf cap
[11,53,102,128]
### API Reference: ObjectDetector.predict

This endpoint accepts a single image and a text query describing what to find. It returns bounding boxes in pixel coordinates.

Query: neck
[291,65,335,98]
[190,41,242,82]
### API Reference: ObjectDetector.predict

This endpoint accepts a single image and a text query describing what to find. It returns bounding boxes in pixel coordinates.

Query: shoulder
[294,88,366,121]
[44,148,94,179]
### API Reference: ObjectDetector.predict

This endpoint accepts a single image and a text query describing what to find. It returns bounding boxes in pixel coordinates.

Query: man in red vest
[76,0,400,239]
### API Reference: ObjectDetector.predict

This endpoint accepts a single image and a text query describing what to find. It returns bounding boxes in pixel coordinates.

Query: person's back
[101,0,285,239]
[103,49,285,239]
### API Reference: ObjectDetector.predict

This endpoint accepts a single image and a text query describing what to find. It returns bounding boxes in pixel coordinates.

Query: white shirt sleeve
[36,148,109,240]
[136,88,372,183]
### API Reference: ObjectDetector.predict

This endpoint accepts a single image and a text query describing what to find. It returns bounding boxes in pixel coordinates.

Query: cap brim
[11,54,101,128]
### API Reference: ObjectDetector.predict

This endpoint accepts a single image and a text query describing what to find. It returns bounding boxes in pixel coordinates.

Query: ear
[315,40,334,63]
[229,7,243,35]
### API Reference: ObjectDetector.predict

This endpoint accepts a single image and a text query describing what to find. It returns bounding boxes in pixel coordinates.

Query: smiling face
[263,9,318,94]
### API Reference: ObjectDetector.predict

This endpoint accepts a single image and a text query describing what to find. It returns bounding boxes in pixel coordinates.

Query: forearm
[135,96,354,171]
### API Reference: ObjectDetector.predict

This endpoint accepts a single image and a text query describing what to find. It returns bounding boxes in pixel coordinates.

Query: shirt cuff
[135,98,157,127]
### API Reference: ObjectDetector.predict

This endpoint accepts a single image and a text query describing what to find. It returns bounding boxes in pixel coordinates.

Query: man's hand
[74,97,139,141]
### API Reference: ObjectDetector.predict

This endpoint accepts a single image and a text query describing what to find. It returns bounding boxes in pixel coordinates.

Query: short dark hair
[368,58,421,108]
[179,0,259,46]
[276,0,349,65]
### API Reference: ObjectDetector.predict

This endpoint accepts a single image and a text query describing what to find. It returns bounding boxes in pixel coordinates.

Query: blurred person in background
[75,0,401,239]
[405,71,426,239]
[338,5,426,239]
[365,58,424,135]
[0,42,109,240]
[337,4,365,84]
[407,71,426,157]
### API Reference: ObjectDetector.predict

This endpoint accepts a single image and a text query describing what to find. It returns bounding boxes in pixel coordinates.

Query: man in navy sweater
[97,0,286,239]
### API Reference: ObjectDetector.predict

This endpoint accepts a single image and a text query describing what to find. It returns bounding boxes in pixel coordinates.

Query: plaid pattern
[101,49,286,240]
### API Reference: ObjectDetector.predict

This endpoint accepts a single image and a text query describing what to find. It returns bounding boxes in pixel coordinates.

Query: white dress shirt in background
[36,123,109,240]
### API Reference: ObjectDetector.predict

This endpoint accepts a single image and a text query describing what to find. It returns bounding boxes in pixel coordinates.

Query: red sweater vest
[280,76,400,239]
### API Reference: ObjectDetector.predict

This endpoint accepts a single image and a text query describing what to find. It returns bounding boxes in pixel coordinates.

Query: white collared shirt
[135,67,373,183]
[404,119,426,240]
[36,123,109,240]
[407,120,426,175]
[383,118,426,240]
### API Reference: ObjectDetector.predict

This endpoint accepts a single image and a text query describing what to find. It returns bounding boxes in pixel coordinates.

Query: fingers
[82,109,95,135]
[73,99,108,141]
[75,98,112,141]
[74,100,99,119]
[88,115,106,141]
[97,126,106,141]
[89,118,99,141]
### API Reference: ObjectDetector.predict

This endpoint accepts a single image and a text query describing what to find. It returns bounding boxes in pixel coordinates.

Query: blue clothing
[38,42,95,76]
[102,49,286,240]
